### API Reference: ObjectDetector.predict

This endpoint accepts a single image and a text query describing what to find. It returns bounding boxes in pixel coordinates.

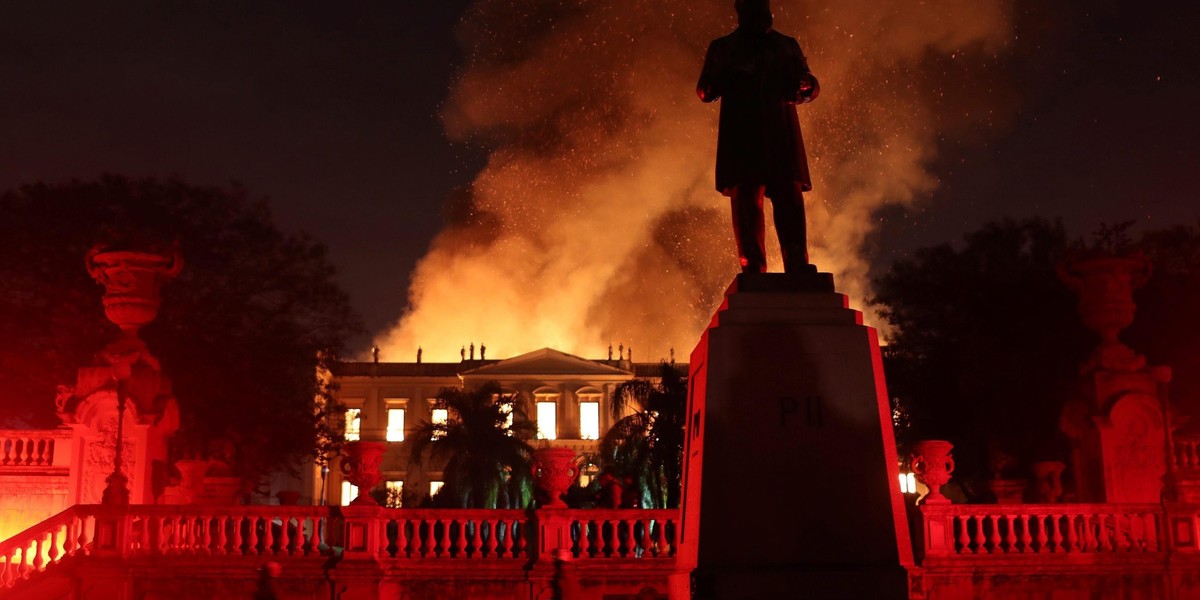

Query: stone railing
[1173,437,1200,470]
[920,503,1164,558]
[0,505,94,588]
[0,430,70,470]
[564,509,678,560]
[0,503,680,592]
[377,509,530,559]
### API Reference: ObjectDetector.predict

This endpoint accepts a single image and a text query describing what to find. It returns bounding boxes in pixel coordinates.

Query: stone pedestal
[672,272,912,599]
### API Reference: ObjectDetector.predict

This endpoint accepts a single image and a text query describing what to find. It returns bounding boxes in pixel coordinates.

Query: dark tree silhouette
[601,363,687,509]
[0,175,363,485]
[409,382,536,509]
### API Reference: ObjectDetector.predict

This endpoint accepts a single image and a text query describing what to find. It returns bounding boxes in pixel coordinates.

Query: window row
[343,400,602,442]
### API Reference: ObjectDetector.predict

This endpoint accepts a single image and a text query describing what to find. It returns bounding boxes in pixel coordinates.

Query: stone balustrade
[1173,437,1200,470]
[566,509,678,559]
[0,430,70,469]
[921,503,1163,558]
[0,505,93,588]
[0,503,681,595]
[378,509,530,559]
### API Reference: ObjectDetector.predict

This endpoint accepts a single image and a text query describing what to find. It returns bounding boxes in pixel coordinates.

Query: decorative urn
[1058,253,1151,372]
[339,441,387,505]
[86,245,184,344]
[911,440,955,504]
[533,447,578,509]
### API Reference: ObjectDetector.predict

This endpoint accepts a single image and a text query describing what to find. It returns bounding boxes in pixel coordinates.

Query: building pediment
[460,348,629,378]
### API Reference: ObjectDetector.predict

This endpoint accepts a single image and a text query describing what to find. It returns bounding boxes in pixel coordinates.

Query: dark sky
[1,1,1197,347]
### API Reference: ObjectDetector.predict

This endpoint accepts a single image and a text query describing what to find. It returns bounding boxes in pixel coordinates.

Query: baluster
[18,439,31,466]
[305,516,317,556]
[396,518,410,559]
[215,516,228,555]
[1051,514,1065,552]
[982,515,998,555]
[1,555,12,587]
[1035,514,1049,553]
[1097,515,1111,552]
[1064,514,1078,552]
[970,515,984,554]
[277,515,291,556]
[263,516,276,555]
[606,520,618,558]
[436,518,449,557]
[32,536,46,572]
[1082,513,1096,552]
[515,520,527,557]
[1120,514,1133,552]
[417,519,429,558]
[955,516,969,554]
[457,518,469,558]
[247,516,260,555]
[576,520,591,559]
[638,519,652,558]
[499,520,514,558]
[1145,513,1159,551]
[232,516,245,556]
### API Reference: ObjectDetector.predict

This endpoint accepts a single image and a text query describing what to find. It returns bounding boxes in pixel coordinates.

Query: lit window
[344,408,361,441]
[430,481,444,497]
[580,401,600,440]
[387,408,405,442]
[899,472,917,494]
[386,480,404,508]
[341,481,359,506]
[537,401,557,440]
[579,463,600,487]
[431,408,448,439]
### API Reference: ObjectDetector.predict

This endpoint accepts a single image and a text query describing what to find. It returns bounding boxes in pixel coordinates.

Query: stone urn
[533,447,577,509]
[339,441,387,505]
[1031,460,1066,503]
[276,490,302,506]
[911,440,955,504]
[987,478,1028,505]
[173,459,213,505]
[1058,254,1151,372]
[86,246,184,344]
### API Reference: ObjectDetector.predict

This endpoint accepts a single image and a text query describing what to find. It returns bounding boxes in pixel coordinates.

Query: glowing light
[580,401,600,440]
[345,409,361,442]
[537,401,558,440]
[430,481,444,497]
[386,408,405,442]
[386,480,403,508]
[341,481,359,506]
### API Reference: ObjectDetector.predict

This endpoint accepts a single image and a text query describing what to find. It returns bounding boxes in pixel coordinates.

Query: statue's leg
[771,181,809,270]
[731,185,767,273]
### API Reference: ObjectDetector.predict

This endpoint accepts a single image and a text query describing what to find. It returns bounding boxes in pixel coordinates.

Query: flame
[375,0,1013,362]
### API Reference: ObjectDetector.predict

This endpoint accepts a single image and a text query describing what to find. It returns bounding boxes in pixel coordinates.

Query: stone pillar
[672,272,912,599]
[560,385,582,440]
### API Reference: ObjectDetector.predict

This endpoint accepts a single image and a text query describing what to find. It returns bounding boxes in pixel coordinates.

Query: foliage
[0,175,363,484]
[872,219,1087,484]
[408,382,536,509]
[600,363,687,509]
[873,218,1200,488]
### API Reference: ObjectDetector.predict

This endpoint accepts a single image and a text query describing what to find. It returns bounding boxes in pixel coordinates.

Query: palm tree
[409,382,537,509]
[600,363,687,509]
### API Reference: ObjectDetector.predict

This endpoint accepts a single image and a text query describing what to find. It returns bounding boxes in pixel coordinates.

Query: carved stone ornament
[1058,254,1151,372]
[339,441,387,505]
[533,447,578,509]
[911,440,955,504]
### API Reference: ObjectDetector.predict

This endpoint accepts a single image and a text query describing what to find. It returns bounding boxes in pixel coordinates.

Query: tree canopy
[409,382,536,509]
[873,218,1200,487]
[0,175,363,484]
[601,363,687,509]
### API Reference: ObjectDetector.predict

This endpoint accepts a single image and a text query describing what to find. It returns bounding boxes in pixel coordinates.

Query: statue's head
[735,0,773,32]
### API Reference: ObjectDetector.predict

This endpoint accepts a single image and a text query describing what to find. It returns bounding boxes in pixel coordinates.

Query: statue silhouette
[697,0,819,273]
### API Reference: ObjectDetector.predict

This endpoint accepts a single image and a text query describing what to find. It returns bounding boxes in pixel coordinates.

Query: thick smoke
[375,0,1012,362]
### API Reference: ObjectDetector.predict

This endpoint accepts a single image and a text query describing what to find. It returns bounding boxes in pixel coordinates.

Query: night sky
[1,1,1197,353]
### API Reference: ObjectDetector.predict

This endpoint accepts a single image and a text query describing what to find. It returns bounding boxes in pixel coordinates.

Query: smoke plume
[375,0,1013,362]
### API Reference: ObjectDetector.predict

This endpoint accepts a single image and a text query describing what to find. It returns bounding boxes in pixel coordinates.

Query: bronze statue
[697,0,819,273]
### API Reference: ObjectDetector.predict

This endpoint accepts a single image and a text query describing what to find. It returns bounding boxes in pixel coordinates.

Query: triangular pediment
[461,348,629,377]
